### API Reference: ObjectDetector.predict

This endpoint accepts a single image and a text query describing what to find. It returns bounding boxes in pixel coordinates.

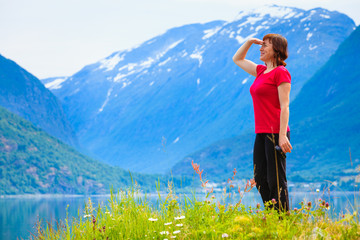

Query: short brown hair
[263,34,288,67]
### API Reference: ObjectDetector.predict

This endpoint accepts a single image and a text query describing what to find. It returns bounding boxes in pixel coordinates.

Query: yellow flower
[234,215,251,225]
[251,227,262,234]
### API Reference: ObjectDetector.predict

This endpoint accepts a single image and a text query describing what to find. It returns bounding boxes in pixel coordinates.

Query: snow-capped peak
[234,4,300,22]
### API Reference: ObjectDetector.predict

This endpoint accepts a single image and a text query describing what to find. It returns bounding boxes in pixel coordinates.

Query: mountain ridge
[42,5,356,173]
[0,54,77,147]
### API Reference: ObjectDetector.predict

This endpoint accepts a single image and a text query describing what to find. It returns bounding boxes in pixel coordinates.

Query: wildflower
[307,201,312,208]
[222,233,229,238]
[256,203,261,209]
[83,214,91,218]
[233,168,237,178]
[211,195,215,199]
[176,224,183,227]
[294,208,298,212]
[170,236,176,239]
[191,160,203,181]
[105,211,110,214]
[201,180,209,187]
[160,231,169,235]
[325,202,329,209]
[271,199,277,204]
[174,216,185,220]
[173,230,181,234]
[148,218,158,222]
[235,215,251,224]
[164,222,172,226]
[316,189,320,192]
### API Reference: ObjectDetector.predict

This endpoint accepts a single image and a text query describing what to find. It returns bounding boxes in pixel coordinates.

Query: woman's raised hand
[232,37,263,77]
[248,38,264,45]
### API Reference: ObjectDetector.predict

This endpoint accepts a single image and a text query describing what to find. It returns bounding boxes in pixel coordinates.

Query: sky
[0,0,359,79]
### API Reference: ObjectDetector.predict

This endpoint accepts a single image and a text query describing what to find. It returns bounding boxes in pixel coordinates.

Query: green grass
[31,176,360,240]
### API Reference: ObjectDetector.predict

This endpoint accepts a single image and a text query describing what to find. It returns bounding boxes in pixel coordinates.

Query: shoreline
[1,190,358,199]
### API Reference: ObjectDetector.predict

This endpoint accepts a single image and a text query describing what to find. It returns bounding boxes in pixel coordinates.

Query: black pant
[253,132,290,211]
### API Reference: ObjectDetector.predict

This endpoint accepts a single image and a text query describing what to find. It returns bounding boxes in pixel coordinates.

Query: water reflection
[0,191,359,240]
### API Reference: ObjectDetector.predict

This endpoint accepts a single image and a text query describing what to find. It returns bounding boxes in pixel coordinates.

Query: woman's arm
[278,82,292,153]
[232,38,264,77]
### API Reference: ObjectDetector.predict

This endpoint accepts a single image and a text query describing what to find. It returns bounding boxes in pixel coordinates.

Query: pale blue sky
[0,0,359,79]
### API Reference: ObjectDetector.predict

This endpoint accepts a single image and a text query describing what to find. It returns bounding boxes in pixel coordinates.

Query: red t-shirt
[250,64,291,133]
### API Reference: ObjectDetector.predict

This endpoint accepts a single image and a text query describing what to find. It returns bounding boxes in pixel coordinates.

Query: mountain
[43,5,356,173]
[171,25,360,187]
[0,105,185,194]
[0,55,77,146]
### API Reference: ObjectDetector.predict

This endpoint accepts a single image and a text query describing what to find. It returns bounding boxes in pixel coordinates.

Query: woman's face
[260,39,275,63]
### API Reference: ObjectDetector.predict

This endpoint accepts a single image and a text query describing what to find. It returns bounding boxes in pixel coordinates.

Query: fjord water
[1,191,359,240]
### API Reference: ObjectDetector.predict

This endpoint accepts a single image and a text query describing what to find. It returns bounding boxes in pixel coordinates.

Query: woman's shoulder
[276,65,290,73]
[275,65,291,77]
[274,65,291,84]
[256,64,267,76]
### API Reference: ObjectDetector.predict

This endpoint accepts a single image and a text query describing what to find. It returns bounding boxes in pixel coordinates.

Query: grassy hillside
[0,106,188,194]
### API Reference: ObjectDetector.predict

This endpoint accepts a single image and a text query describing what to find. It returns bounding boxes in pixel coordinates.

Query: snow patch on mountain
[301,10,316,22]
[45,77,68,90]
[235,5,298,22]
[99,53,125,72]
[99,88,113,113]
[140,57,155,68]
[190,46,205,67]
[235,33,257,44]
[163,39,184,54]
[159,57,171,66]
[206,85,217,97]
[203,26,222,40]
[255,25,269,32]
[309,45,318,50]
[306,32,313,41]
[320,14,330,19]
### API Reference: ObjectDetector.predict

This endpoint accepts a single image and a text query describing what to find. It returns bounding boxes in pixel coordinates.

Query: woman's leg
[253,134,271,205]
[264,132,290,211]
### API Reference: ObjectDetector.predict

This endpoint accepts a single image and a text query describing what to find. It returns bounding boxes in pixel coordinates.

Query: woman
[232,34,292,211]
